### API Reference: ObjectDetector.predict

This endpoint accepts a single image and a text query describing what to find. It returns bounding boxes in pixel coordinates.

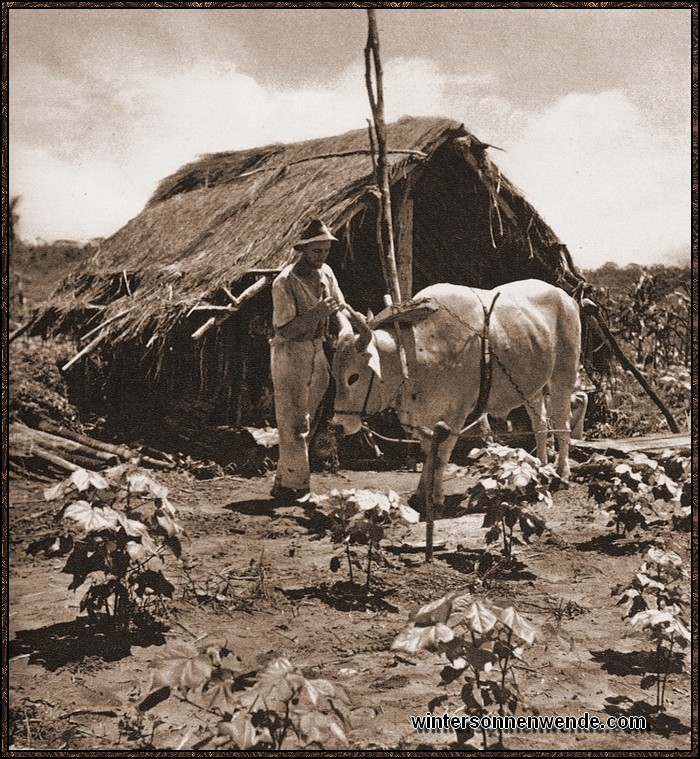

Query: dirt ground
[7,456,693,752]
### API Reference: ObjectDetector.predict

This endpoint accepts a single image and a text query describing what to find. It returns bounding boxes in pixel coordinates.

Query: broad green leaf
[164,534,183,558]
[647,547,683,567]
[127,471,168,498]
[449,593,473,615]
[307,678,350,704]
[499,607,536,644]
[63,541,107,588]
[125,540,155,564]
[253,657,296,702]
[463,601,497,635]
[133,569,174,598]
[158,496,177,517]
[217,712,257,749]
[44,479,70,501]
[354,489,388,512]
[102,463,131,484]
[115,512,149,538]
[635,573,665,591]
[631,453,655,469]
[298,710,348,747]
[200,678,238,714]
[669,618,691,642]
[70,469,93,493]
[391,623,454,654]
[64,502,120,533]
[156,513,181,537]
[459,642,496,673]
[630,609,675,629]
[151,641,214,691]
[411,595,453,626]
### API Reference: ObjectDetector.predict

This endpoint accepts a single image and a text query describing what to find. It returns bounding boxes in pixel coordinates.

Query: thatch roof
[38,116,580,349]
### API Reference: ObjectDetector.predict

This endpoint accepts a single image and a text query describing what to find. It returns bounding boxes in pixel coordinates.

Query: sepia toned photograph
[5,4,695,753]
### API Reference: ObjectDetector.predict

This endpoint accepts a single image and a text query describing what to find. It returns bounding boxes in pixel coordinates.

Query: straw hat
[294,219,338,248]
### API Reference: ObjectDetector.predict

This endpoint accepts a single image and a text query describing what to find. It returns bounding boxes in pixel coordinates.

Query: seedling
[613,547,690,713]
[28,464,183,633]
[307,489,419,592]
[392,593,536,749]
[576,452,685,536]
[466,445,551,563]
[139,641,350,750]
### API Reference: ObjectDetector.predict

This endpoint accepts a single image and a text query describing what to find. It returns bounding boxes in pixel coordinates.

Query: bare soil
[7,460,693,752]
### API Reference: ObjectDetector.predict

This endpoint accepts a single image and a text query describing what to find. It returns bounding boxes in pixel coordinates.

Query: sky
[8,6,693,270]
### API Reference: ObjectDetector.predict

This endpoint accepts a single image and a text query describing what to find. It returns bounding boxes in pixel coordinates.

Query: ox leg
[570,390,588,440]
[430,435,458,507]
[524,392,550,467]
[549,386,573,480]
[411,431,458,512]
[409,439,431,513]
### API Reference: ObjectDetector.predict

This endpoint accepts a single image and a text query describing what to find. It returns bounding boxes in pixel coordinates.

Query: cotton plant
[392,591,536,749]
[305,488,419,592]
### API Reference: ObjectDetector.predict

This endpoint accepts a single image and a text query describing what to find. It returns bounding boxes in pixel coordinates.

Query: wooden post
[425,422,451,564]
[365,9,409,378]
[395,178,414,300]
[365,9,400,306]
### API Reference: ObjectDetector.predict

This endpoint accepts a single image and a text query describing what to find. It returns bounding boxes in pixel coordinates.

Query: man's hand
[313,296,340,319]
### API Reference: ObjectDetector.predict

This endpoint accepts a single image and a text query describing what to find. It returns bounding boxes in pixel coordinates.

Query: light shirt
[272,262,346,341]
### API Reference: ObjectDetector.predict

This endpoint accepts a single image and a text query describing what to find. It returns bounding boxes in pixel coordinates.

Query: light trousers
[270,337,330,490]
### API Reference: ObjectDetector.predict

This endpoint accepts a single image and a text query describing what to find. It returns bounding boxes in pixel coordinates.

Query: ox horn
[344,306,373,352]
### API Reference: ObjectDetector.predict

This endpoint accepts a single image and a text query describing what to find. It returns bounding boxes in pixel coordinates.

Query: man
[270,219,352,502]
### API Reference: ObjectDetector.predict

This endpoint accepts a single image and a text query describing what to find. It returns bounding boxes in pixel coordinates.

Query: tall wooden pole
[365,9,409,377]
[365,9,401,306]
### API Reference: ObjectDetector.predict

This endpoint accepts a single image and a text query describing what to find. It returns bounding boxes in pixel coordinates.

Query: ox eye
[347,373,360,386]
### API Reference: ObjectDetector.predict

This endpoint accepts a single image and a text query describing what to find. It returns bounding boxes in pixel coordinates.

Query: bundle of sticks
[9,419,175,478]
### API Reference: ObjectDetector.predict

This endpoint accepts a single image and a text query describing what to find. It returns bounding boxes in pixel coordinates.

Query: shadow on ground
[591,648,686,677]
[575,533,655,557]
[282,580,399,613]
[604,695,691,737]
[9,618,166,671]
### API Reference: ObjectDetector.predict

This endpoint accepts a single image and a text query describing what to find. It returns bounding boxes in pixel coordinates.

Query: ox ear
[365,337,382,379]
[345,307,373,351]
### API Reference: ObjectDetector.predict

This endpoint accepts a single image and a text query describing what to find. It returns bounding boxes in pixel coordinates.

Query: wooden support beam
[592,313,680,434]
[62,331,108,372]
[80,309,131,342]
[191,275,271,340]
[395,178,414,300]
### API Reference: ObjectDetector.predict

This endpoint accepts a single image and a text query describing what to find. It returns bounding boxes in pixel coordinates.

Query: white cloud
[9,145,149,242]
[493,91,691,269]
[9,56,691,271]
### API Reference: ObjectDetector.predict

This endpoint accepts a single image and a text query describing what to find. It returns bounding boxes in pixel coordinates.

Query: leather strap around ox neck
[464,291,501,428]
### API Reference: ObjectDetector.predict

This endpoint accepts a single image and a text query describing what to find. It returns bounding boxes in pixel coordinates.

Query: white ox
[332,279,582,508]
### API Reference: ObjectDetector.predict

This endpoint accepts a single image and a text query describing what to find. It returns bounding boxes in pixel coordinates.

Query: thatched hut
[32,116,590,447]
